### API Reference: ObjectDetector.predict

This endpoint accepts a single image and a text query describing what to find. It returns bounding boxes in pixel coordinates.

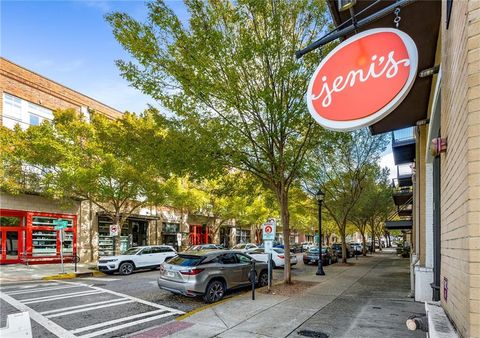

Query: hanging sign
[307,28,418,131]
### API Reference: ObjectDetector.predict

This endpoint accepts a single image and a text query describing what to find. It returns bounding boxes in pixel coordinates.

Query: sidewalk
[133,250,425,338]
[0,262,97,283]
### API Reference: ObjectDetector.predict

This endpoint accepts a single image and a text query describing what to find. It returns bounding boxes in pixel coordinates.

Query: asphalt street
[0,253,311,338]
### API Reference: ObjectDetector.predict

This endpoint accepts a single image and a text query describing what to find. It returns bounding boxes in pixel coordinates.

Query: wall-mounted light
[430,137,447,157]
[338,0,356,12]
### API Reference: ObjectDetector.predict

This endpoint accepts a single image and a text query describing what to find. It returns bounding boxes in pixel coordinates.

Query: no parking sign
[262,221,276,241]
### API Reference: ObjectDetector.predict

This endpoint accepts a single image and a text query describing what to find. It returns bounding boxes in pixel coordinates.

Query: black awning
[385,220,413,230]
[327,0,441,134]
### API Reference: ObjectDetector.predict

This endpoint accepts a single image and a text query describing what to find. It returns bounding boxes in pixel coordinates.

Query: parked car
[350,243,362,255]
[331,243,353,258]
[303,247,337,265]
[301,242,313,251]
[247,248,297,268]
[186,244,223,251]
[290,244,303,253]
[231,243,258,252]
[98,245,177,275]
[157,250,269,303]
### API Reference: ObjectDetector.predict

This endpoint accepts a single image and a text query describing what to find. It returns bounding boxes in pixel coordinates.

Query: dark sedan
[303,247,337,265]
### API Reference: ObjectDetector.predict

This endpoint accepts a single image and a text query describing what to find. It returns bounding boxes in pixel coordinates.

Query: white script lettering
[311,51,410,108]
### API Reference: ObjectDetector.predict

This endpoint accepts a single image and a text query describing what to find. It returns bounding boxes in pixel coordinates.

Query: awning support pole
[295,0,417,59]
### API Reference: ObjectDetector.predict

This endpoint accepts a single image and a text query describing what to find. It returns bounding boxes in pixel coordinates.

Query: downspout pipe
[409,254,420,298]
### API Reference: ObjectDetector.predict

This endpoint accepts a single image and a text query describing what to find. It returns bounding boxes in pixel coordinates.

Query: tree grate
[297,330,329,338]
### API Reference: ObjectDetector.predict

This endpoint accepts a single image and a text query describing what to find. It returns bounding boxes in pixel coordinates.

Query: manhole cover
[297,330,329,338]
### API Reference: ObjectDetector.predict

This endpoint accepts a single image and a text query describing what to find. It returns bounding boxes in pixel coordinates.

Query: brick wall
[441,0,480,337]
[0,58,123,120]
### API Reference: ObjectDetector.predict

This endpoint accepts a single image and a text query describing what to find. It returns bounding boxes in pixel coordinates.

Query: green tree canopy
[106,0,331,282]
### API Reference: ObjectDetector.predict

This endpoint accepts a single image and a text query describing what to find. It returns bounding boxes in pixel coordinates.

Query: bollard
[250,260,256,300]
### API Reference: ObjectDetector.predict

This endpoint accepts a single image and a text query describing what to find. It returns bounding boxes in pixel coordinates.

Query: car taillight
[179,268,204,275]
[278,255,284,259]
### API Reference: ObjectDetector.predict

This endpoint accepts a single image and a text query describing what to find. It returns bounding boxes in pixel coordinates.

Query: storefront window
[0,216,22,226]
[236,229,250,244]
[163,222,179,234]
[32,230,57,256]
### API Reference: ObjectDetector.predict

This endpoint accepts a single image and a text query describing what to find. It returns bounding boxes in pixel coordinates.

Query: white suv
[98,245,177,275]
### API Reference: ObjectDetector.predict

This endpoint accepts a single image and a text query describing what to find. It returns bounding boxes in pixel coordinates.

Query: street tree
[106,0,330,282]
[0,109,173,256]
[304,129,388,263]
[350,165,393,255]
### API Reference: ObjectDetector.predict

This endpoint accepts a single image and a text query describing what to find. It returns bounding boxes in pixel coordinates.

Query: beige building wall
[441,1,480,336]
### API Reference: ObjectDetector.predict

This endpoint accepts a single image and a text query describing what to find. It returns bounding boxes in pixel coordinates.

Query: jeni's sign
[307,28,418,131]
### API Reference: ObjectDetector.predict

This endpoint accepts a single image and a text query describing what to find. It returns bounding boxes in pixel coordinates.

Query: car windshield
[308,248,319,253]
[122,248,141,255]
[168,255,203,267]
[233,244,246,249]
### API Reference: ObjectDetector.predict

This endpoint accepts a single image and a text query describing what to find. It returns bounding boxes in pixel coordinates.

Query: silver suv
[157,250,269,303]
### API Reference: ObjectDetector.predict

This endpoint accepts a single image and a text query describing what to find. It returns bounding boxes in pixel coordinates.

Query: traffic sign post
[262,220,276,291]
[53,219,68,274]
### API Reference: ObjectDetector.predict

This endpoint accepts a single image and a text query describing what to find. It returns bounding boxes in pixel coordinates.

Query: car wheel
[118,262,134,275]
[204,280,225,303]
[258,271,268,287]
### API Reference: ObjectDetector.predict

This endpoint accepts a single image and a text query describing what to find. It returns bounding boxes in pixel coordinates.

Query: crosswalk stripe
[6,284,84,295]
[46,300,134,318]
[23,290,103,304]
[0,291,76,338]
[40,298,127,315]
[72,309,169,335]
[78,277,120,282]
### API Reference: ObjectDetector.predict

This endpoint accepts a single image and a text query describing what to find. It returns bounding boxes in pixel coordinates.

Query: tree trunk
[277,186,291,284]
[114,211,121,255]
[377,234,383,251]
[341,225,347,264]
[361,230,367,256]
[370,225,375,254]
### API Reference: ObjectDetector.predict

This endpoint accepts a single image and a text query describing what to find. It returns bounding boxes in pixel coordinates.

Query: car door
[235,253,253,285]
[135,248,151,267]
[218,253,242,287]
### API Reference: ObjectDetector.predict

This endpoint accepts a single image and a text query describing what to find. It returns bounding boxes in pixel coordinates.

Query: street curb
[41,271,105,280]
[175,291,246,321]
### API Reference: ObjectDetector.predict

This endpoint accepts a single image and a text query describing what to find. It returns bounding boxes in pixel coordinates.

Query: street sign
[53,219,68,230]
[262,221,276,241]
[264,240,273,254]
[110,224,119,236]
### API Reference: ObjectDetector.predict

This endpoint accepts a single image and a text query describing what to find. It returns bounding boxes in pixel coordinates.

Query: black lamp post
[316,189,325,276]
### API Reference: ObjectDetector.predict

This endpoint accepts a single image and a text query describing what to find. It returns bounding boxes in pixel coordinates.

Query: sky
[1,0,188,113]
[1,0,396,179]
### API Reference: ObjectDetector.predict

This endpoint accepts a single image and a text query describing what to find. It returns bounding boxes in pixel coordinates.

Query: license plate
[310,259,316,263]
[166,271,174,277]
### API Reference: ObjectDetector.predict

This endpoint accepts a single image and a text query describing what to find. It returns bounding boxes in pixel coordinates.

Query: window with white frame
[2,93,53,129]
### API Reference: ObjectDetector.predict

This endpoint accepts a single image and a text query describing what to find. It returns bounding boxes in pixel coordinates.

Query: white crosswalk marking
[0,279,184,338]
[23,290,103,304]
[46,300,134,318]
[77,277,120,282]
[40,298,127,315]
[76,312,175,338]
[71,309,168,334]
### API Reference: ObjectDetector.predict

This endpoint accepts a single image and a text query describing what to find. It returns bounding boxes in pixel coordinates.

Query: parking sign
[262,221,276,241]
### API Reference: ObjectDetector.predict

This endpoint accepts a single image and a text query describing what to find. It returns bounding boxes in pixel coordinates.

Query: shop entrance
[189,224,209,245]
[0,230,23,263]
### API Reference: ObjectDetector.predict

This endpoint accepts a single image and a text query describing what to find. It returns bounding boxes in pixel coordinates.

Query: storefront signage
[307,28,418,131]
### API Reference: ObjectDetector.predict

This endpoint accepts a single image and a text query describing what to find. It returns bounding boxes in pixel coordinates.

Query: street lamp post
[316,189,325,276]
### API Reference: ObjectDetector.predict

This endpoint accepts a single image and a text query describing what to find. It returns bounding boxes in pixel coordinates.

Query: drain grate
[297,330,329,338]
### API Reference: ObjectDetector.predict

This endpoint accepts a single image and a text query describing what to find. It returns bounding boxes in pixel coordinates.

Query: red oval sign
[307,28,418,131]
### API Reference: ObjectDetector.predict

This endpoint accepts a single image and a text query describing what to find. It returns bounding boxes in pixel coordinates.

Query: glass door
[1,230,22,263]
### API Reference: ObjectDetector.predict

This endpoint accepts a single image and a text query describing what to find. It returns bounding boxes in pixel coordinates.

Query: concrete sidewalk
[0,262,97,283]
[133,250,425,338]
